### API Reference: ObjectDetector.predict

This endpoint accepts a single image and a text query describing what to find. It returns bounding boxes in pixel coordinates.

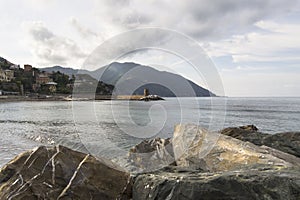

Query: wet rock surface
[0,145,131,200]
[128,138,174,172]
[221,125,300,157]
[133,166,300,200]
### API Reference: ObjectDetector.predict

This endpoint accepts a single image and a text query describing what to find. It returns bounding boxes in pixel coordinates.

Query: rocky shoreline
[0,125,299,199]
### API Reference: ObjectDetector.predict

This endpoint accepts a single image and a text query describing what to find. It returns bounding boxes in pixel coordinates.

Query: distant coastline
[0,94,163,102]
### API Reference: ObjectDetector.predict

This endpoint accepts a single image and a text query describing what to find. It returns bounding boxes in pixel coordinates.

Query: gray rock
[221,126,300,157]
[132,124,300,200]
[173,124,300,172]
[262,132,300,157]
[0,145,131,200]
[133,166,300,200]
[128,138,174,172]
[221,125,267,145]
[239,124,259,131]
[1,124,299,200]
[139,95,165,101]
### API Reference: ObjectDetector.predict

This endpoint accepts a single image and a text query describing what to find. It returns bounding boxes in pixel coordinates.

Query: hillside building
[24,64,33,72]
[0,69,14,82]
[36,73,52,84]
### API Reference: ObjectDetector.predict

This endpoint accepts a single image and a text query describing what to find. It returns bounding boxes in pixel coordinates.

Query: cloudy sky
[0,0,300,97]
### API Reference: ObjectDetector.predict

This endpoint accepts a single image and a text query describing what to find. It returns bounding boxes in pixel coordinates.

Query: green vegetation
[13,69,37,92]
[73,74,114,95]
[50,71,73,94]
[0,57,13,69]
[0,57,114,95]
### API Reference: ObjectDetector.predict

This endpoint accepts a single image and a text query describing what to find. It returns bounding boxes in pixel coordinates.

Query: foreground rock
[133,124,300,199]
[133,166,300,200]
[1,124,299,199]
[128,138,174,172]
[173,124,300,172]
[0,145,131,199]
[221,125,300,157]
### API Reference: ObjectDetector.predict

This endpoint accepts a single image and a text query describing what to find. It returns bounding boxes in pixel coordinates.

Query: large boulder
[221,125,267,145]
[262,132,300,157]
[173,124,300,172]
[128,138,174,172]
[133,166,300,200]
[133,124,300,199]
[221,126,300,157]
[0,145,131,199]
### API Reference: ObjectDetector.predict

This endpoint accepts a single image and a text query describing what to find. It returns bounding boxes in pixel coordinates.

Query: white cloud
[22,21,87,67]
[21,0,57,10]
[206,20,300,64]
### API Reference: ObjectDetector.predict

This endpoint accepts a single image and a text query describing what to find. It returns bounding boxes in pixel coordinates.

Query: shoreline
[0,94,214,102]
[0,95,146,102]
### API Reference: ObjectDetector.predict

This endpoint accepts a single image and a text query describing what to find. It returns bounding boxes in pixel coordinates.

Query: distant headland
[0,56,215,101]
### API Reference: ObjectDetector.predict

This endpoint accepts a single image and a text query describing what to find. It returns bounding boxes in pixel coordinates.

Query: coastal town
[0,57,74,98]
[0,57,164,101]
[0,57,120,101]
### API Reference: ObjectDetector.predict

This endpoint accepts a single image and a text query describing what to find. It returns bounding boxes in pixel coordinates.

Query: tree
[50,72,71,94]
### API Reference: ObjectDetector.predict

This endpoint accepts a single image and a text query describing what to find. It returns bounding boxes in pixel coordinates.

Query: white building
[0,69,14,82]
[9,64,20,70]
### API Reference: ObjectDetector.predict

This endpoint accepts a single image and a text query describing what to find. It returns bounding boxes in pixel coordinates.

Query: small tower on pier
[144,88,149,96]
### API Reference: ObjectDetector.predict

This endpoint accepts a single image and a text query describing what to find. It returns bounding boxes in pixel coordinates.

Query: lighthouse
[144,88,149,96]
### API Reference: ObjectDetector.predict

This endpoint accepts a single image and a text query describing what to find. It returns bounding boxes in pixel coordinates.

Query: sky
[0,0,300,97]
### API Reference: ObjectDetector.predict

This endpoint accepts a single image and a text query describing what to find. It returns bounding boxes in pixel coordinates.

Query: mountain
[94,62,215,97]
[40,62,216,97]
[73,73,114,95]
[41,66,90,77]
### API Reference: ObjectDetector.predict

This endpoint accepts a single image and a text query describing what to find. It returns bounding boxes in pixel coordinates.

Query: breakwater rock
[173,124,300,172]
[128,137,174,172]
[1,124,299,199]
[221,125,300,157]
[132,124,300,199]
[139,95,165,101]
[0,146,131,199]
[133,166,300,200]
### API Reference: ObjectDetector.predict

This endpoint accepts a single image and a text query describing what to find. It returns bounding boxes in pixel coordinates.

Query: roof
[45,82,58,85]
[38,74,49,78]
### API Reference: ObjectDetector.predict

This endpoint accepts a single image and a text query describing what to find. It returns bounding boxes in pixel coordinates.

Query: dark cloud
[182,0,298,38]
[83,28,173,69]
[95,0,299,40]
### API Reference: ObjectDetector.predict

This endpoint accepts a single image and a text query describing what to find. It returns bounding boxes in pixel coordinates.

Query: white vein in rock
[57,154,89,200]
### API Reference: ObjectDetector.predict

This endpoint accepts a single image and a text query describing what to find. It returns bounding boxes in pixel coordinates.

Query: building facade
[0,69,14,82]
[36,73,52,84]
[24,64,33,72]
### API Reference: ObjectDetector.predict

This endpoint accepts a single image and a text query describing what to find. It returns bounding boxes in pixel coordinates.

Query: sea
[0,97,300,167]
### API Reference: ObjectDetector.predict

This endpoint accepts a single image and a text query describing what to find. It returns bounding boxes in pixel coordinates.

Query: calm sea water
[0,97,299,166]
